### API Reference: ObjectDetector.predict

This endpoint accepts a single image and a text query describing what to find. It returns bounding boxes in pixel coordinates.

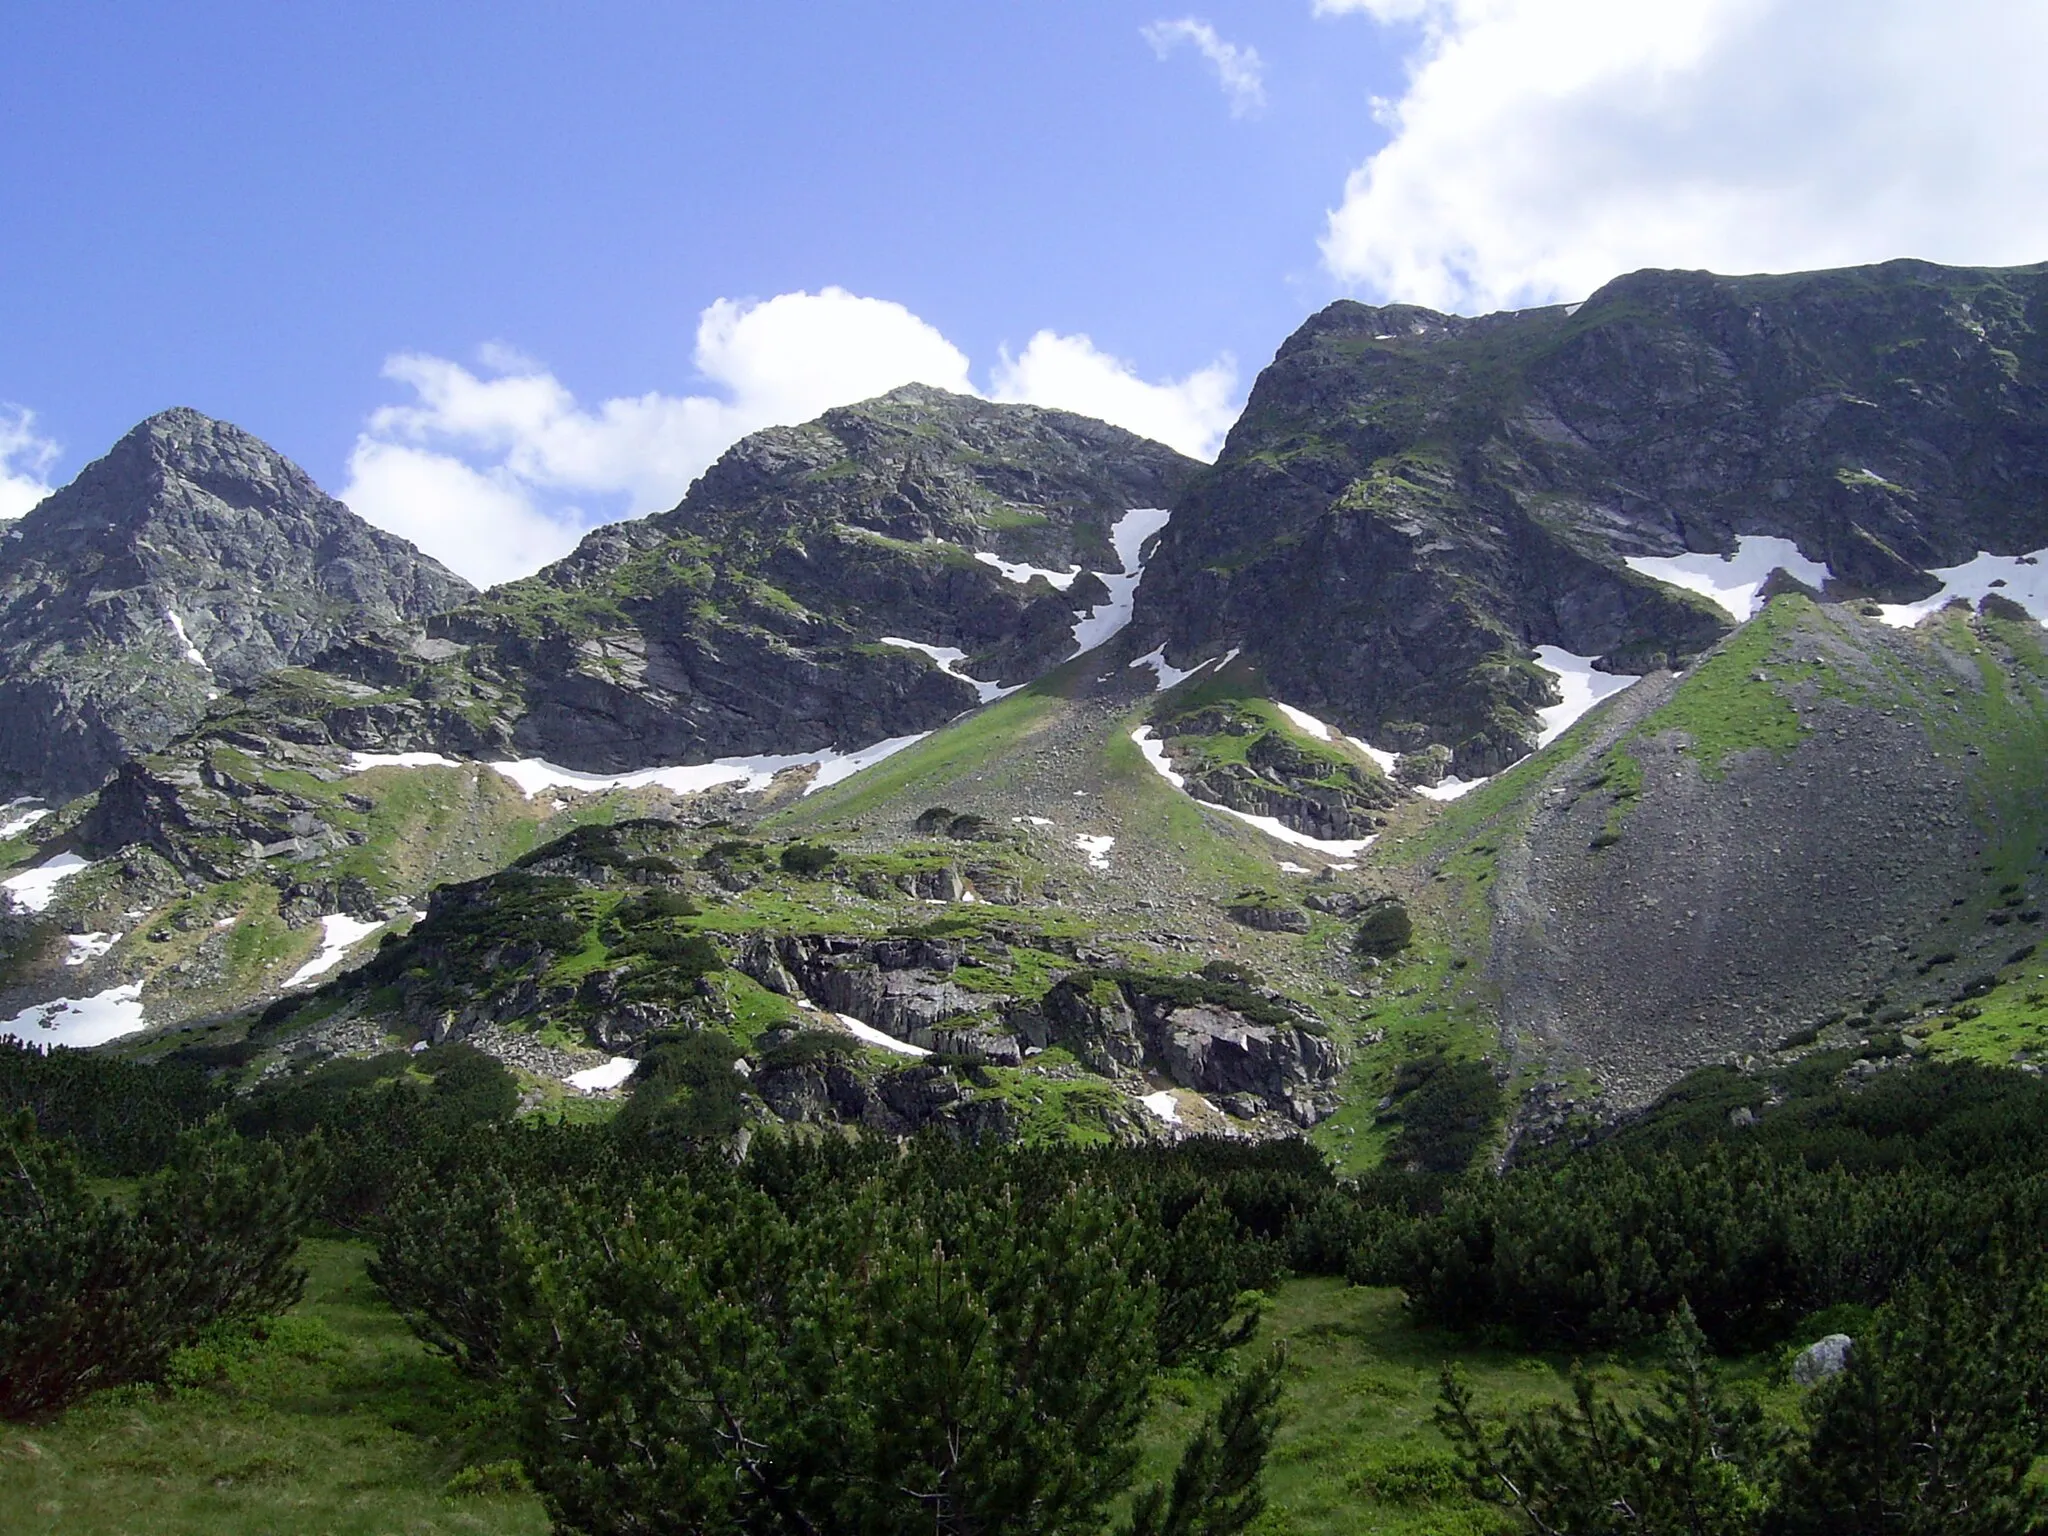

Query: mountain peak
[0,411,473,800]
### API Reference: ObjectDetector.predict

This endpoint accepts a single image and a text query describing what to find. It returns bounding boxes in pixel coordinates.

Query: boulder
[1793,1334,1853,1385]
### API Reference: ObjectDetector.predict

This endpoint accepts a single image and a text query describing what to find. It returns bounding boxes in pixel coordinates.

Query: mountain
[7,259,2048,1167]
[0,408,474,801]
[1134,258,2048,777]
[285,384,1198,771]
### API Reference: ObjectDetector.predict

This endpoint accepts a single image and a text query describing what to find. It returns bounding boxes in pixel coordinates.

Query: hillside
[0,409,473,803]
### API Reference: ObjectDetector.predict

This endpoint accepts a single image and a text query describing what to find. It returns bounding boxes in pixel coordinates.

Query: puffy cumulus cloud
[1319,0,2048,313]
[992,332,1238,460]
[0,406,60,521]
[341,288,977,586]
[1142,18,1267,117]
[342,288,1236,587]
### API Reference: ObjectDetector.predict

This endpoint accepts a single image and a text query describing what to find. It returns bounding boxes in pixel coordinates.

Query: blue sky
[5,1,2045,583]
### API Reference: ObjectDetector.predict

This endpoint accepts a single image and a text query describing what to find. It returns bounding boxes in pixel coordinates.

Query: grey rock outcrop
[1793,1334,1854,1385]
[1136,258,2048,777]
[0,409,472,800]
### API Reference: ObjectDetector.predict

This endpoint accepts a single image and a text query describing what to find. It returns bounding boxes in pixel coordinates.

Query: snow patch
[3,852,91,913]
[1129,730,1373,855]
[163,610,209,668]
[1139,1089,1180,1124]
[1069,507,1172,655]
[284,913,384,987]
[347,751,465,771]
[1624,536,1833,620]
[1877,547,2048,629]
[1129,646,1206,691]
[1274,702,1333,740]
[878,637,1019,704]
[1279,861,1309,874]
[1075,834,1116,870]
[565,1056,639,1092]
[64,932,119,967]
[1129,727,1185,789]
[837,1013,931,1057]
[1532,646,1638,746]
[1,983,148,1049]
[974,551,1081,590]
[1275,702,1402,776]
[1415,776,1486,802]
[482,733,929,800]
[1,800,49,839]
[1012,815,1055,827]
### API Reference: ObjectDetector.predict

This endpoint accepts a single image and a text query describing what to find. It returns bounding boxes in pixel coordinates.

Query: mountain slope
[300,385,1199,771]
[0,408,474,801]
[1135,258,2048,778]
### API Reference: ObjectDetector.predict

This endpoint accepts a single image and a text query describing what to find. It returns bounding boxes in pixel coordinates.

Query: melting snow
[1129,646,1206,691]
[385,733,930,800]
[1074,834,1116,870]
[163,610,209,668]
[1276,701,1401,775]
[64,932,119,967]
[837,1013,931,1057]
[1012,815,1055,827]
[1279,861,1309,874]
[1130,727,1185,789]
[1,800,49,839]
[565,1056,639,1092]
[1624,536,1833,620]
[1069,507,1172,655]
[974,551,1081,590]
[1129,729,1374,856]
[3,852,92,913]
[1275,702,1333,739]
[1415,777,1486,801]
[878,637,1019,704]
[1139,1090,1180,1124]
[1532,646,1638,746]
[347,751,465,771]
[284,913,384,987]
[1877,546,2048,628]
[1,983,148,1049]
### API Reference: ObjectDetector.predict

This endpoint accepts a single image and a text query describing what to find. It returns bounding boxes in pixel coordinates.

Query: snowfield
[1068,507,1172,656]
[1,983,148,1049]
[2,852,92,914]
[1624,536,1834,620]
[1878,546,2048,628]
[284,913,384,987]
[348,733,929,800]
[878,637,1019,704]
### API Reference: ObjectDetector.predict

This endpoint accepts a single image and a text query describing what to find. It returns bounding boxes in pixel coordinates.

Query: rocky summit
[5,257,2048,1172]
[294,383,1200,772]
[1134,258,2048,778]
[0,408,473,801]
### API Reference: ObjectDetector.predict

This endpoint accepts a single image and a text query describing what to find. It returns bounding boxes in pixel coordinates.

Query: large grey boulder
[1793,1334,1854,1385]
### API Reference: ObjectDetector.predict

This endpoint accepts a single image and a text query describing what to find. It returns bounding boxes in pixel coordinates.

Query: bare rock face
[0,409,473,800]
[291,385,1201,774]
[1136,258,2048,777]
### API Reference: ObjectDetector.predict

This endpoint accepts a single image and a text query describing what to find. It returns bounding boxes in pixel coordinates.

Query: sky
[4,1,2046,585]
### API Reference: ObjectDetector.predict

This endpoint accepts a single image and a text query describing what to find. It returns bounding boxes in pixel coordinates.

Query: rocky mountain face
[1135,259,2048,776]
[0,408,473,801]
[294,385,1198,771]
[11,259,2048,1166]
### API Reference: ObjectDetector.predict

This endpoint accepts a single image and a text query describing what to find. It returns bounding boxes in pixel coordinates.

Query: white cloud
[992,332,1238,460]
[1142,18,1267,117]
[0,406,59,521]
[1318,0,2048,313]
[342,288,1236,587]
